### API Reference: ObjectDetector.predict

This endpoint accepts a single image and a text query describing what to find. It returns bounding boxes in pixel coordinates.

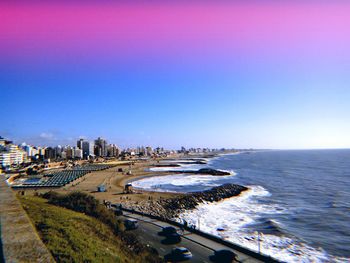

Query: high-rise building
[55,145,62,158]
[44,147,56,160]
[74,147,83,159]
[94,137,107,157]
[77,139,84,150]
[146,146,153,156]
[22,144,33,157]
[38,147,46,158]
[65,147,74,159]
[107,144,119,157]
[61,151,67,159]
[31,147,39,157]
[82,141,94,159]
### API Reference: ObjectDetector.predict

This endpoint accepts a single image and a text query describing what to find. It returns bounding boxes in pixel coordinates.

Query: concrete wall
[0,175,54,263]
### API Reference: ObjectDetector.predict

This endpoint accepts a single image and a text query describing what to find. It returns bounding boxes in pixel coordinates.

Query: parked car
[209,249,238,263]
[124,219,138,230]
[158,226,177,236]
[164,247,192,261]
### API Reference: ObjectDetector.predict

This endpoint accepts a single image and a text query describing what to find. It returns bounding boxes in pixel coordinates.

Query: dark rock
[175,168,231,176]
[151,164,181,168]
[160,184,248,219]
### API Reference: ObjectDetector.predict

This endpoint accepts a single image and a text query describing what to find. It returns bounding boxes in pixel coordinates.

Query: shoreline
[17,153,247,219]
[114,155,248,219]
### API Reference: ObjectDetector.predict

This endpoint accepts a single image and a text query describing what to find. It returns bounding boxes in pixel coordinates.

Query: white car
[165,247,192,261]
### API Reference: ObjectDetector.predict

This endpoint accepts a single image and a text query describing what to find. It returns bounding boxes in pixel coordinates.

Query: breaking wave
[178,186,348,263]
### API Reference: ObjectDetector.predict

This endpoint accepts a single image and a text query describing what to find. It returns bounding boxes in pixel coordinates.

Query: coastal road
[122,211,263,263]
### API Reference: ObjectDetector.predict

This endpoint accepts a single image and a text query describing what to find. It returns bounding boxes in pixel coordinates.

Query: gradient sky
[1,1,350,149]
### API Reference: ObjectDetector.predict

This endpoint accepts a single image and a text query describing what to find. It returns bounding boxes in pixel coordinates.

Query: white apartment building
[0,144,27,167]
[74,148,83,159]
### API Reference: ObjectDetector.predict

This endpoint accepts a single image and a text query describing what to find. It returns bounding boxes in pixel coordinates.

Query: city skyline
[1,1,350,149]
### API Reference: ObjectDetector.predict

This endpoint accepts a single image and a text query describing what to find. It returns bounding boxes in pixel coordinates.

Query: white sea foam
[148,159,208,172]
[148,163,202,172]
[131,173,236,192]
[177,186,346,262]
[160,159,204,163]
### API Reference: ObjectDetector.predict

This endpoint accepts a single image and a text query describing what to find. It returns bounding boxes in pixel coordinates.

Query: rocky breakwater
[175,168,231,176]
[162,183,248,218]
[151,163,181,168]
[177,160,207,165]
[125,184,248,220]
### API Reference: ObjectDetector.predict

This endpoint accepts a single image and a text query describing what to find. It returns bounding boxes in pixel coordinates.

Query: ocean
[132,150,350,262]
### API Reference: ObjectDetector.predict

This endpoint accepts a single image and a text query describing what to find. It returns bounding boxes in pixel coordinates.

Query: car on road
[124,219,138,230]
[113,209,123,216]
[164,247,192,262]
[161,232,182,244]
[158,226,177,236]
[111,203,123,215]
[209,249,238,263]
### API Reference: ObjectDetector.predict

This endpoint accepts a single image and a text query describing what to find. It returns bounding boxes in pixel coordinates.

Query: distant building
[74,147,83,159]
[77,139,84,150]
[82,141,94,159]
[0,137,6,147]
[155,147,164,154]
[21,144,33,157]
[94,137,107,157]
[107,144,119,157]
[65,147,74,159]
[44,147,56,160]
[146,146,153,156]
[0,144,27,167]
[0,136,12,147]
[61,151,67,159]
[55,145,62,158]
[31,147,39,157]
[38,147,46,158]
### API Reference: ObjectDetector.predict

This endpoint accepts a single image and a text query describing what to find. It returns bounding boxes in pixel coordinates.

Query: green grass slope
[20,196,136,263]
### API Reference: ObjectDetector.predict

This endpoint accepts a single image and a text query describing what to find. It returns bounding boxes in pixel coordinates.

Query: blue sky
[2,84,350,149]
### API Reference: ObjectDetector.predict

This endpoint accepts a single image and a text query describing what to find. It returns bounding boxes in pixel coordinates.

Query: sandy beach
[15,154,246,218]
[53,159,186,204]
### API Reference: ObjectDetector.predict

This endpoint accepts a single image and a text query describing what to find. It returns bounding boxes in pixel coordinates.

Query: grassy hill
[20,195,159,263]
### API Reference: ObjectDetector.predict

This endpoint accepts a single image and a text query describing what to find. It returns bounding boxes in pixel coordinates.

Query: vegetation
[42,191,123,234]
[20,194,162,263]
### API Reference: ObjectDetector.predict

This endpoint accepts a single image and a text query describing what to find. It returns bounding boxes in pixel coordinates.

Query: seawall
[0,175,54,262]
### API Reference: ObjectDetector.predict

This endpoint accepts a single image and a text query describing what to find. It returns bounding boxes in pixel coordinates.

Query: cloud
[39,132,55,139]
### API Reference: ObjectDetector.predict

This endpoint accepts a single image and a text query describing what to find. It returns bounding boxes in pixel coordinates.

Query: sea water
[132,150,350,262]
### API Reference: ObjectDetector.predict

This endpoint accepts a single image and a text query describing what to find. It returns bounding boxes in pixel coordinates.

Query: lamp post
[255,231,261,254]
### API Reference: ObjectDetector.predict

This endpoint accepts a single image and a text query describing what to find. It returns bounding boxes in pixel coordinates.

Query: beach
[17,155,241,217]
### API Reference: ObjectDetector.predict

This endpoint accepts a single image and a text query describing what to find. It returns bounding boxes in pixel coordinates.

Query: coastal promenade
[121,209,282,263]
[0,175,54,263]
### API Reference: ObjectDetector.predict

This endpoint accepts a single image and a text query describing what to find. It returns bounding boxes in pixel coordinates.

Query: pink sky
[1,1,350,62]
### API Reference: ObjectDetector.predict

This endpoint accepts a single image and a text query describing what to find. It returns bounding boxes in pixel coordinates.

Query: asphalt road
[122,212,263,263]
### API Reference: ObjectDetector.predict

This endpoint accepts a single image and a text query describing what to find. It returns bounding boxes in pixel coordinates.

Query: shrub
[42,191,121,234]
